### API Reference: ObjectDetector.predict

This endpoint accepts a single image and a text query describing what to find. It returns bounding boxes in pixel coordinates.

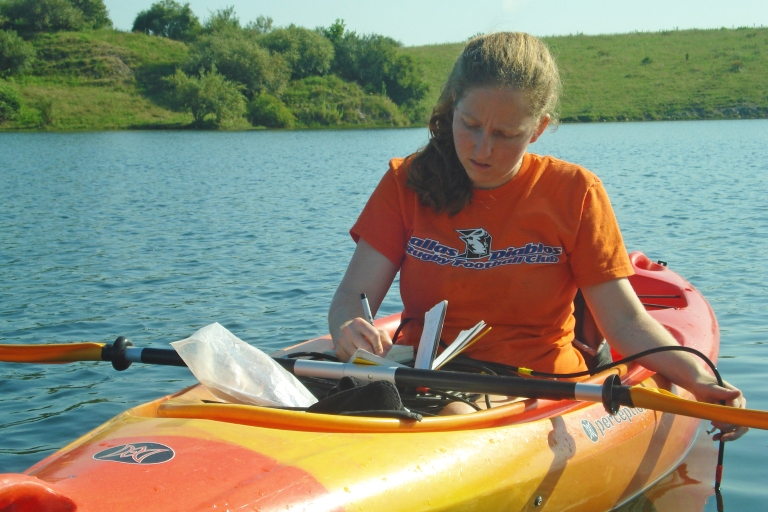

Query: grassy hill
[404,27,768,122]
[2,26,767,130]
[5,30,194,129]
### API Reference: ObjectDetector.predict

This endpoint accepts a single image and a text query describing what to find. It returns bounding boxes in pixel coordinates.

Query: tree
[320,20,428,111]
[0,0,110,32]
[259,25,334,80]
[184,32,289,97]
[244,15,272,35]
[201,6,239,35]
[0,0,85,33]
[164,67,245,127]
[0,29,35,76]
[68,0,111,28]
[321,18,344,47]
[132,0,200,41]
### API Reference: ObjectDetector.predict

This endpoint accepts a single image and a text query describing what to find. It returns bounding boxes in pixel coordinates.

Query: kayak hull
[17,379,701,512]
[0,253,719,511]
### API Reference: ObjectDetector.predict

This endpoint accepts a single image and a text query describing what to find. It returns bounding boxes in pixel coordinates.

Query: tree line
[0,0,429,128]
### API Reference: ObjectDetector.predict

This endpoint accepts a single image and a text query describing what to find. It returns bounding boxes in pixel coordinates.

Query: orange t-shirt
[351,153,634,374]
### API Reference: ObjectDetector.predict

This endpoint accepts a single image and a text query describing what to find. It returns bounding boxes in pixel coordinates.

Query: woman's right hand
[328,239,399,363]
[334,317,393,362]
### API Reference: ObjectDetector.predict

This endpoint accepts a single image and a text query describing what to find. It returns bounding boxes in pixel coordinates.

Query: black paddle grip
[141,348,187,367]
[601,374,634,414]
[105,336,133,371]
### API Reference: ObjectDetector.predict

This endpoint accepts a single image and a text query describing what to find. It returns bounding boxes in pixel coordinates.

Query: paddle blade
[0,343,105,364]
[629,387,768,430]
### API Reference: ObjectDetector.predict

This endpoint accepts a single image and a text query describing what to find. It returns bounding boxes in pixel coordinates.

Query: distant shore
[2,26,766,131]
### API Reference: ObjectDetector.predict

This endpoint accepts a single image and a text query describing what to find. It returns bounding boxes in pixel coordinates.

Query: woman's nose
[474,130,493,158]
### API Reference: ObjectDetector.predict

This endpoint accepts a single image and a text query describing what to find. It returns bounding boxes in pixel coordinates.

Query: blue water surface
[1,121,766,510]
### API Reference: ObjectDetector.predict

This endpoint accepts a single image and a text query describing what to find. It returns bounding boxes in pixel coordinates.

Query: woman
[328,32,746,439]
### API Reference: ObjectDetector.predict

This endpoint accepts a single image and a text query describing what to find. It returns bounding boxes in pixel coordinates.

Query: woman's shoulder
[387,155,415,180]
[380,154,421,192]
[365,155,419,204]
[527,153,601,186]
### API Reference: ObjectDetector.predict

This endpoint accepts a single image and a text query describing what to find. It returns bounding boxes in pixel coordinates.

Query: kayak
[0,251,718,511]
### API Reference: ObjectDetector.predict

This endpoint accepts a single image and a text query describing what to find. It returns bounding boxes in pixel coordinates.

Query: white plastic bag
[171,323,318,408]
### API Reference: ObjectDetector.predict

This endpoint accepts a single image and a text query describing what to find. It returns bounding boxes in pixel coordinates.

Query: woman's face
[452,86,549,189]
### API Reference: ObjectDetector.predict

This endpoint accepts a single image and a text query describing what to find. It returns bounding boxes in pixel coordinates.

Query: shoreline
[2,114,767,133]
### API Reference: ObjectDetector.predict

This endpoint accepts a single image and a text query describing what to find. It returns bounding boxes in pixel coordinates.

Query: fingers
[700,380,749,442]
[334,318,393,362]
[713,425,749,442]
[691,379,744,406]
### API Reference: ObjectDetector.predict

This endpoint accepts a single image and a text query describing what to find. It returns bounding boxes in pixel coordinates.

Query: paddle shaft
[281,357,613,405]
[101,340,624,412]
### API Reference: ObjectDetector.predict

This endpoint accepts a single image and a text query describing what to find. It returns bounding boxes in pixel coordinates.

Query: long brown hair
[408,32,561,215]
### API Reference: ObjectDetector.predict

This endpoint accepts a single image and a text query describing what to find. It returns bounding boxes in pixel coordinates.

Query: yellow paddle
[628,386,768,429]
[0,342,106,363]
[1,341,766,430]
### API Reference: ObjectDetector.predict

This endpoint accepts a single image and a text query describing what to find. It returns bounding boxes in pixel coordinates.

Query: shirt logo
[406,228,563,270]
[457,228,492,259]
[93,442,175,465]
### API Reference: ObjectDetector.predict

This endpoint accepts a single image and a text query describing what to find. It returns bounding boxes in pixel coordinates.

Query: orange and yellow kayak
[0,252,718,511]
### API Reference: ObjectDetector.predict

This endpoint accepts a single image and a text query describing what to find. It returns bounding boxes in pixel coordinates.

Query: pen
[360,293,375,325]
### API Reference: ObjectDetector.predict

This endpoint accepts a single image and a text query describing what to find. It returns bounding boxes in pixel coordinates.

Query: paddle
[2,340,766,430]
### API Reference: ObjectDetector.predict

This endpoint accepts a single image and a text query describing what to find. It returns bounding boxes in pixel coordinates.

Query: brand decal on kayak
[407,231,562,270]
[581,407,646,443]
[93,442,175,465]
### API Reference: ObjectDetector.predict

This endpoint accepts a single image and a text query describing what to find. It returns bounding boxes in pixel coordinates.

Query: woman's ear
[529,115,550,143]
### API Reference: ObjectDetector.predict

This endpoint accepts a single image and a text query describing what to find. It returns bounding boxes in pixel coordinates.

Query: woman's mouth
[469,159,491,170]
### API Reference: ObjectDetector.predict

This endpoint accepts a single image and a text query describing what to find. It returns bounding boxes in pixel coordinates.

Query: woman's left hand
[689,379,748,442]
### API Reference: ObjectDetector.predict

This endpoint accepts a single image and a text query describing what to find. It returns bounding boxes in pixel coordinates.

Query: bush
[246,93,294,128]
[0,80,23,122]
[281,75,407,127]
[36,95,54,126]
[0,0,85,33]
[164,67,245,127]
[184,32,289,97]
[0,29,35,76]
[259,25,334,80]
[132,0,200,41]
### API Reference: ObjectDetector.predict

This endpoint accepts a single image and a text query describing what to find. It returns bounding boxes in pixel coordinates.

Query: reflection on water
[1,121,767,510]
[617,427,718,511]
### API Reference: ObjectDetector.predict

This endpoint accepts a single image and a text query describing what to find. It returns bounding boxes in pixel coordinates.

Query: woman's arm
[581,277,747,441]
[328,239,399,361]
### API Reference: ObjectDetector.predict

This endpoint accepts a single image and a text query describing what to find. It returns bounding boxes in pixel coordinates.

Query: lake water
[1,121,767,510]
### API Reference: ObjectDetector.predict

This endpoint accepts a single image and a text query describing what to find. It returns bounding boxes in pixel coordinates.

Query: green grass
[2,27,767,131]
[403,27,768,123]
[13,83,191,130]
[3,29,192,130]
[400,42,463,115]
